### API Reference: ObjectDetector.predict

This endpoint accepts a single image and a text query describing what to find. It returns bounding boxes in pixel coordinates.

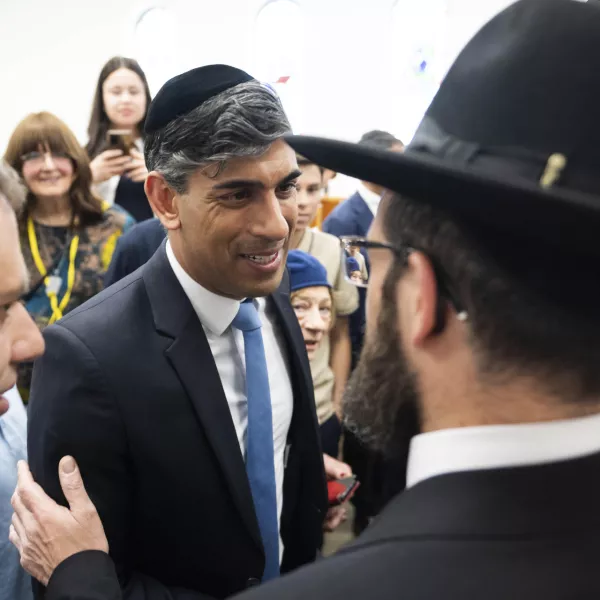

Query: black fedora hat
[287,0,600,255]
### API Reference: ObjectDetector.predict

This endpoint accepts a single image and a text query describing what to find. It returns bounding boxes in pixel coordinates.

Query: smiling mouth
[241,251,280,266]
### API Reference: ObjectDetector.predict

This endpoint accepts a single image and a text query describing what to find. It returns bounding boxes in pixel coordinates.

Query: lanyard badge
[45,275,63,296]
[27,217,80,324]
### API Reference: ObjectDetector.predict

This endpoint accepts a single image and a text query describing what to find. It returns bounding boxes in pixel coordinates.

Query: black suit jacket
[29,245,327,600]
[46,450,600,599]
[239,450,600,599]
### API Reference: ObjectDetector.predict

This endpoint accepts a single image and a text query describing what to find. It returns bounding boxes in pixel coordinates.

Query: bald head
[0,160,26,215]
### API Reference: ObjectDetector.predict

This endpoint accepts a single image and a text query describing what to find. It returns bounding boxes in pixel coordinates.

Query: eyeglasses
[21,150,72,171]
[339,235,468,321]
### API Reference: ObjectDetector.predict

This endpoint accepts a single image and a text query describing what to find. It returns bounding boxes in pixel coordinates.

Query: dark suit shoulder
[117,218,165,250]
[322,193,363,236]
[103,221,165,287]
[55,269,153,361]
[60,269,145,328]
[240,528,600,600]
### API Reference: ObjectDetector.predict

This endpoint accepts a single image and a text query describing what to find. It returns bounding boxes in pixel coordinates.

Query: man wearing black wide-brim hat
[10,0,600,598]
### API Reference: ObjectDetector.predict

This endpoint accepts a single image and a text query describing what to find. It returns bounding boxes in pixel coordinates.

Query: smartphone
[106,129,134,154]
[327,475,360,506]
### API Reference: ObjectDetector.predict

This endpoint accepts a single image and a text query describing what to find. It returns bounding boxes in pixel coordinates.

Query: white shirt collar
[166,240,241,335]
[406,411,600,488]
[357,182,383,216]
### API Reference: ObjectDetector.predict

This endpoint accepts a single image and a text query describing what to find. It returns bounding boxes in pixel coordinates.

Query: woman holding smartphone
[86,57,154,222]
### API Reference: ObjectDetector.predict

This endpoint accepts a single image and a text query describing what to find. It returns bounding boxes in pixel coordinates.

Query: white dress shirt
[166,242,293,561]
[406,411,600,488]
[357,182,383,217]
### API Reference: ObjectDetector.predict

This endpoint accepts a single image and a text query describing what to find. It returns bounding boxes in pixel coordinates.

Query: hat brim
[285,135,600,255]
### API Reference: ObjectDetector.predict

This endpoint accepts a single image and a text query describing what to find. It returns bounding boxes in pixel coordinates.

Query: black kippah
[144,64,255,134]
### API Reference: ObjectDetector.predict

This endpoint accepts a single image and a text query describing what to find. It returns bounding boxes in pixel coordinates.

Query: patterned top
[17,206,135,398]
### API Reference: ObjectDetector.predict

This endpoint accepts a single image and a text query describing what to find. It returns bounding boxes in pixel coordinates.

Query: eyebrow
[211,169,302,192]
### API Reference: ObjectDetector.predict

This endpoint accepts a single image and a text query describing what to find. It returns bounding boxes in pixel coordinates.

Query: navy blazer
[104,219,166,287]
[322,192,373,238]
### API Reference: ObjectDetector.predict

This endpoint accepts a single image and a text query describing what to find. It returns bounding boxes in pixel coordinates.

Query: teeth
[245,252,277,264]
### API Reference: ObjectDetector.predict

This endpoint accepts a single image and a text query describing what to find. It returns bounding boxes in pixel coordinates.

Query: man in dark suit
[103,218,165,287]
[11,2,600,599]
[323,130,404,534]
[21,65,328,599]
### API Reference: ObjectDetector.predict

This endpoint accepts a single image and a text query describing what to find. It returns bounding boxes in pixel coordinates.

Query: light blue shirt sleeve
[0,386,32,600]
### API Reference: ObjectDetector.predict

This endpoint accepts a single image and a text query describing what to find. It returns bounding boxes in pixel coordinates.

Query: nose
[249,192,291,242]
[9,304,45,364]
[296,188,309,210]
[42,152,57,170]
[303,305,327,333]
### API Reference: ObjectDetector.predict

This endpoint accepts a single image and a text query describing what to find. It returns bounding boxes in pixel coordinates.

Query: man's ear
[403,251,439,347]
[145,172,181,231]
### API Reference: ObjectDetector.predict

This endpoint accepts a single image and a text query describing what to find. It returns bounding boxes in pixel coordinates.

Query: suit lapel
[143,245,262,551]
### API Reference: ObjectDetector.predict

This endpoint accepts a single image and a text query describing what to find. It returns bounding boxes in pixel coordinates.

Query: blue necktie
[232,299,280,581]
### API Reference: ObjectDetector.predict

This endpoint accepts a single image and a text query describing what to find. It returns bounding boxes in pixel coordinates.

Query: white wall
[0,0,516,196]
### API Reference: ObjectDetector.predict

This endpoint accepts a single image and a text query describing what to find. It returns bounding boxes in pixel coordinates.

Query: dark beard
[343,289,421,457]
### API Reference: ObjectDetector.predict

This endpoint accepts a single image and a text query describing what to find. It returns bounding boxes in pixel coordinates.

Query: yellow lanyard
[27,216,80,325]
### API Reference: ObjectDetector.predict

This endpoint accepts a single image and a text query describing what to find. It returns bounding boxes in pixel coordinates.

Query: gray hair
[144,81,292,193]
[0,160,26,215]
[359,130,404,151]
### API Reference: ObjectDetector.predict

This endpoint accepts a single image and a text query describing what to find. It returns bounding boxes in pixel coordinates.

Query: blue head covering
[346,257,361,273]
[287,250,331,292]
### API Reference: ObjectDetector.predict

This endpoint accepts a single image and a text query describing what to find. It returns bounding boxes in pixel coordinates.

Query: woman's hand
[90,149,132,184]
[323,454,353,532]
[124,149,149,183]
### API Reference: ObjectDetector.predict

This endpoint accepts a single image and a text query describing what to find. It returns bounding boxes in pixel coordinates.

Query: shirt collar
[406,411,600,488]
[166,240,241,335]
[357,182,382,216]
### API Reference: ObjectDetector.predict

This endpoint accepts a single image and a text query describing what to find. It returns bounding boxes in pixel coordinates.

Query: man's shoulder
[240,536,432,600]
[58,269,147,335]
[119,218,165,249]
[307,228,340,248]
[245,523,599,600]
[303,229,350,292]
[322,193,362,232]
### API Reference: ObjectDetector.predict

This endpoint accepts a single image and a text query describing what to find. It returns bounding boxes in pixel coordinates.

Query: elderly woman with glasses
[4,112,135,399]
[287,250,344,457]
